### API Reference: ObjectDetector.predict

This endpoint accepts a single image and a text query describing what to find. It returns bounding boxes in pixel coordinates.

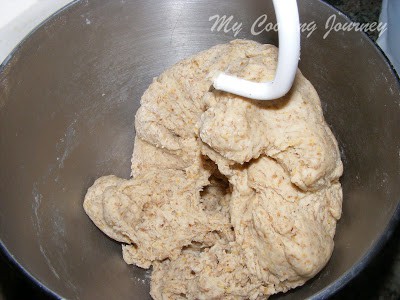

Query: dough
[84,40,343,299]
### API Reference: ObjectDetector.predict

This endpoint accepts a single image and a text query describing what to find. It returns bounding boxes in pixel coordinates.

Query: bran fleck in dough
[83,39,343,299]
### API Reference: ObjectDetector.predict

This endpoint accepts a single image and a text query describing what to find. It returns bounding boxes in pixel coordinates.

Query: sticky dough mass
[83,40,343,299]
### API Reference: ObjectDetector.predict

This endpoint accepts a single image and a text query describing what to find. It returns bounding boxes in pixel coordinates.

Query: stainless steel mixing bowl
[0,0,399,299]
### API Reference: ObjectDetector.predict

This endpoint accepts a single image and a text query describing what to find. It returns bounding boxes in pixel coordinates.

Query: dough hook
[213,0,301,100]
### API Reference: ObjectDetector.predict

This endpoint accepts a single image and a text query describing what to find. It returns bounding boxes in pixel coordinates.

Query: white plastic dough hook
[213,0,301,100]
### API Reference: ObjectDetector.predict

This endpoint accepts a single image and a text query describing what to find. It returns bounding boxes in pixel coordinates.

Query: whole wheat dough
[83,40,343,299]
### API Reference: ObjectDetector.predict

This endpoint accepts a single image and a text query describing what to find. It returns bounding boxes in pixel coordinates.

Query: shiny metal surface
[0,0,399,299]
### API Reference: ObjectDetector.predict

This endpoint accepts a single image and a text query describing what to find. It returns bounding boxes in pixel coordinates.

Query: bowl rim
[0,0,399,299]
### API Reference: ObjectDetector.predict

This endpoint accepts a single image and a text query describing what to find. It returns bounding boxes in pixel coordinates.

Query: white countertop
[0,0,74,64]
